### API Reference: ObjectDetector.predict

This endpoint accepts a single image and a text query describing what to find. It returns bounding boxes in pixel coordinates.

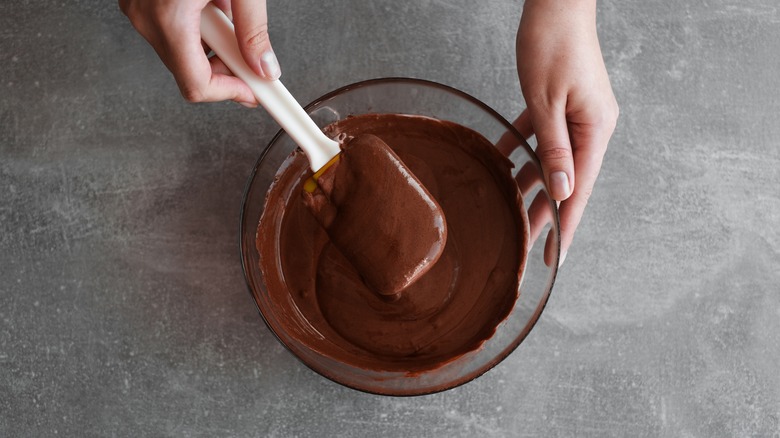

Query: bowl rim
[238,77,560,396]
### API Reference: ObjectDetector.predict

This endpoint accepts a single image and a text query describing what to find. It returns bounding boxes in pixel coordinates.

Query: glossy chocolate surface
[257,114,528,372]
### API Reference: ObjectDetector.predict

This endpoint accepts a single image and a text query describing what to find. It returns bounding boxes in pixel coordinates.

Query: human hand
[515,0,618,264]
[119,0,280,106]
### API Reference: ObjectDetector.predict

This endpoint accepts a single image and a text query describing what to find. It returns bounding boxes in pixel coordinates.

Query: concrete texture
[1,0,779,436]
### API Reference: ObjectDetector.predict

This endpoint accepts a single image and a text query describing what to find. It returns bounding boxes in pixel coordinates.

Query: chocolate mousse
[256,113,528,373]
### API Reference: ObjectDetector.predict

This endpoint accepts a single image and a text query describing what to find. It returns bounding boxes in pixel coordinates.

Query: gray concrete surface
[2,0,779,436]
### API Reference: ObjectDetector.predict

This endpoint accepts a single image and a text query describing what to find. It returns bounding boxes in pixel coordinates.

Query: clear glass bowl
[239,78,560,396]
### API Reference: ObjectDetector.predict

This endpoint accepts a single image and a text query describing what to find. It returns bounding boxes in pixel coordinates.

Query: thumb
[232,0,281,79]
[530,104,575,201]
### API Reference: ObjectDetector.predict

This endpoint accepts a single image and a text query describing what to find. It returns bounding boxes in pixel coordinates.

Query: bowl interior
[240,78,559,395]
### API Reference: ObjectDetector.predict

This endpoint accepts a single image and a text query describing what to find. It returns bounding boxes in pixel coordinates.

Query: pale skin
[119,0,618,264]
[119,0,279,107]
[516,0,618,263]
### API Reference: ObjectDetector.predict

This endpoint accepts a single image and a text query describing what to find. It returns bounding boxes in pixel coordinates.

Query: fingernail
[260,50,281,80]
[550,171,571,199]
[238,101,258,108]
[558,250,567,268]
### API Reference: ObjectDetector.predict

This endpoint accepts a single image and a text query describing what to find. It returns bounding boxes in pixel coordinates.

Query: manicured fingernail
[238,101,258,108]
[260,50,281,80]
[558,251,567,268]
[550,171,571,199]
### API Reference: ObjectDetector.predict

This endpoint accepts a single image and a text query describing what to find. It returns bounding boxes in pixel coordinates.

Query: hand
[515,0,619,263]
[119,0,280,106]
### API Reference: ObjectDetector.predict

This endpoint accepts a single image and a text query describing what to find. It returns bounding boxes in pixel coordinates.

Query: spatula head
[303,134,447,297]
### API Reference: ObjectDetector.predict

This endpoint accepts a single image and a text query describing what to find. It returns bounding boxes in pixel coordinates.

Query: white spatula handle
[200,3,340,171]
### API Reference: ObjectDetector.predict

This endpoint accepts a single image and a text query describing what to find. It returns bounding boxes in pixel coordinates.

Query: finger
[209,57,259,106]
[495,110,533,156]
[512,108,534,139]
[161,19,219,101]
[169,37,256,104]
[556,126,609,256]
[495,130,521,157]
[514,161,544,197]
[209,55,231,77]
[212,0,233,20]
[232,0,281,79]
[543,227,562,268]
[529,103,575,202]
[526,191,554,254]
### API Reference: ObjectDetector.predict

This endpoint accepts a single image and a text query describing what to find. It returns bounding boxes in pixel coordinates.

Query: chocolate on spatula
[303,134,447,297]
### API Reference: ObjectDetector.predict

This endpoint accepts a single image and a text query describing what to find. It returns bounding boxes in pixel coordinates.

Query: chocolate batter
[257,114,528,373]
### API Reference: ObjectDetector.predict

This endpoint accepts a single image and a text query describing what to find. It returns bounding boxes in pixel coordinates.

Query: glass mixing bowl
[240,78,560,396]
